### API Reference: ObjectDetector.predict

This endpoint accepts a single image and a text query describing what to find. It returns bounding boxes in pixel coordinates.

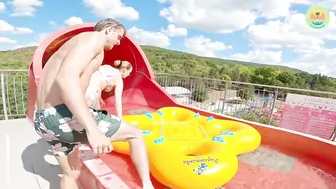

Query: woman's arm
[85,73,103,109]
[99,97,105,108]
[85,89,102,109]
[114,77,124,119]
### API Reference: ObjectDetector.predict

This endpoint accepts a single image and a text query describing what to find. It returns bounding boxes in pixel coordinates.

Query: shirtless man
[33,18,154,189]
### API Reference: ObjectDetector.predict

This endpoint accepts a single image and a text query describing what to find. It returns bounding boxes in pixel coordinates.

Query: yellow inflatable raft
[112,107,261,189]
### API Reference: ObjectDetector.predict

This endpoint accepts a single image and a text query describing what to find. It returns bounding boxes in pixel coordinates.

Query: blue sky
[0,0,336,77]
[1,0,250,54]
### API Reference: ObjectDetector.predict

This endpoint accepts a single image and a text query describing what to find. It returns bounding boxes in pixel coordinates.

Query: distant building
[162,86,191,105]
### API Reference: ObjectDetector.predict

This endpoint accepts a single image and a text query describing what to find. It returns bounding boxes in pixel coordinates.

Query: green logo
[306,5,330,29]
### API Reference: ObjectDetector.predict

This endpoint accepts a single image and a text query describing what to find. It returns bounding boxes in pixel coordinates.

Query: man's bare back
[36,32,104,110]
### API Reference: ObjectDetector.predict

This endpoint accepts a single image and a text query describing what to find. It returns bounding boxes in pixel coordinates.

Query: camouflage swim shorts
[33,104,121,156]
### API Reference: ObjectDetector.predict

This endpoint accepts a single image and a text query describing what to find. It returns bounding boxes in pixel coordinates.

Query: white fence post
[1,73,8,120]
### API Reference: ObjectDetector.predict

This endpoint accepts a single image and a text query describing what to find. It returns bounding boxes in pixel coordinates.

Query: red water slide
[26,23,336,189]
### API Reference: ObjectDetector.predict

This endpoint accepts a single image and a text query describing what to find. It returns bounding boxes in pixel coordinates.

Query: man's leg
[34,107,83,189]
[55,147,82,189]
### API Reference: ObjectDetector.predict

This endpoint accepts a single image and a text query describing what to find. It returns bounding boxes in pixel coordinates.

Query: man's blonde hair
[94,18,126,36]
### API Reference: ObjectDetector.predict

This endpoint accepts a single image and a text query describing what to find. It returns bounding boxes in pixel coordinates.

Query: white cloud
[184,36,232,57]
[10,32,50,50]
[38,32,50,42]
[127,26,170,48]
[0,37,16,44]
[241,9,336,76]
[247,11,336,54]
[49,21,57,29]
[230,50,283,65]
[64,16,84,26]
[9,0,43,16]
[320,0,336,10]
[0,20,14,32]
[0,20,33,34]
[161,24,187,37]
[157,0,313,33]
[0,2,6,12]
[12,42,37,49]
[83,0,139,20]
[13,27,33,34]
[281,47,336,77]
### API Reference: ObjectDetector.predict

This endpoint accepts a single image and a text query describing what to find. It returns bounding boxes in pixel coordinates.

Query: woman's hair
[114,60,132,71]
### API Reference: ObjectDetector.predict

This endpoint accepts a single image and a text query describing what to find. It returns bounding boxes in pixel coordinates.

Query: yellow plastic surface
[112,107,261,189]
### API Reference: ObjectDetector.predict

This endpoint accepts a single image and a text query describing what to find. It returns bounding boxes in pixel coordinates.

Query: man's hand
[86,129,113,154]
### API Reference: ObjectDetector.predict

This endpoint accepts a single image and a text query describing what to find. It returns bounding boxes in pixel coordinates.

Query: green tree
[276,71,295,85]
[2,45,336,105]
[191,88,208,102]
[237,85,255,101]
[250,67,277,85]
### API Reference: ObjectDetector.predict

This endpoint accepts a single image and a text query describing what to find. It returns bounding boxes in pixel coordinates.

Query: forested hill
[0,45,335,92]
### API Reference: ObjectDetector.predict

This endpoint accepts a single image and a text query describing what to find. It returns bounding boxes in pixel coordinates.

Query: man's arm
[55,34,104,133]
[114,77,124,119]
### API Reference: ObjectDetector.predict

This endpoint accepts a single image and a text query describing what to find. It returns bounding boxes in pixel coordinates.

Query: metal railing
[0,70,28,120]
[155,73,336,128]
[1,70,336,141]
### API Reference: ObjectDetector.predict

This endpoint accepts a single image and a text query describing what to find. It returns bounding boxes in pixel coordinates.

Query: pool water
[225,146,336,189]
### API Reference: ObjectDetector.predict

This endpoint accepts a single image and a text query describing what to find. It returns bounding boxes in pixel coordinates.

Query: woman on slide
[85,60,132,119]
